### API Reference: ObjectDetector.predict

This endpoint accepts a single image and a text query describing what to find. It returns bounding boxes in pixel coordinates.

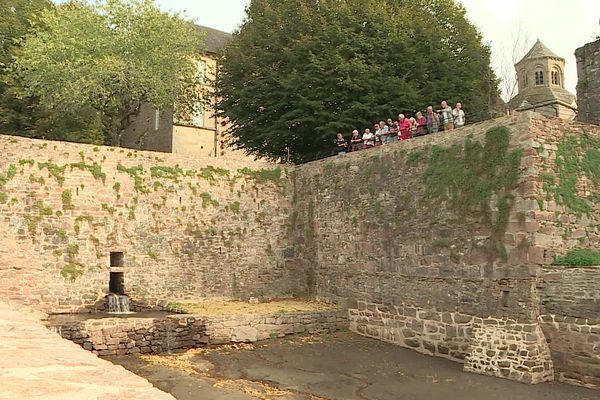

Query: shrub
[552,249,600,266]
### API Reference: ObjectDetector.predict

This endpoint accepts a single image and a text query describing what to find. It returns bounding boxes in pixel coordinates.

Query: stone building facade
[0,112,599,387]
[509,40,578,120]
[576,39,600,125]
[122,25,250,160]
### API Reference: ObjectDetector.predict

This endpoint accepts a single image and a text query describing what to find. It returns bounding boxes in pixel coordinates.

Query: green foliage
[0,192,7,204]
[150,165,184,180]
[19,159,35,167]
[101,203,116,214]
[237,167,285,187]
[0,165,17,189]
[61,262,85,281]
[198,165,230,182]
[70,161,106,182]
[7,165,17,179]
[228,201,241,213]
[199,192,219,208]
[541,131,599,215]
[552,249,600,267]
[117,163,144,176]
[422,126,522,261]
[61,243,84,281]
[24,199,53,235]
[117,163,149,193]
[12,0,204,146]
[113,182,121,196]
[217,0,498,162]
[147,248,159,260]
[0,0,104,142]
[61,189,73,210]
[74,213,93,234]
[38,162,66,185]
[433,239,451,248]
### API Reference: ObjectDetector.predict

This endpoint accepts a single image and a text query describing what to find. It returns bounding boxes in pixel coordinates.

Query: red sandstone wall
[0,135,298,313]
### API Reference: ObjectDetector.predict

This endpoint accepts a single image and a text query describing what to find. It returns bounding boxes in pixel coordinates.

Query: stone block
[231,326,259,343]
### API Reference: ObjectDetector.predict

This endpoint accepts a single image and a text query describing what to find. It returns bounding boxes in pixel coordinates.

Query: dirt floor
[165,299,339,316]
[105,331,599,400]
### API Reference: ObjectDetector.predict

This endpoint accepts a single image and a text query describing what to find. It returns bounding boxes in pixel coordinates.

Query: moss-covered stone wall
[0,135,299,313]
[290,112,599,385]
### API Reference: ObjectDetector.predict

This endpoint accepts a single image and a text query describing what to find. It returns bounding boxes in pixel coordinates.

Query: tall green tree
[0,0,51,136]
[13,0,204,146]
[217,0,499,163]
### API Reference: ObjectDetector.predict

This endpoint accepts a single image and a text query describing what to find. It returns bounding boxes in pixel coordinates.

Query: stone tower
[509,39,577,120]
[575,38,600,125]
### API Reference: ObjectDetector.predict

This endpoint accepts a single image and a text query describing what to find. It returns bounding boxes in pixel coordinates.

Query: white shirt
[453,108,465,126]
[362,132,374,146]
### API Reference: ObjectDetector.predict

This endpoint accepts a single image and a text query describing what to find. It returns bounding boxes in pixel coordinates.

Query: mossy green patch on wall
[420,126,522,261]
[541,131,599,215]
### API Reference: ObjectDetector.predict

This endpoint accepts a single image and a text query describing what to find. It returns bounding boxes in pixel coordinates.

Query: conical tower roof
[516,39,563,65]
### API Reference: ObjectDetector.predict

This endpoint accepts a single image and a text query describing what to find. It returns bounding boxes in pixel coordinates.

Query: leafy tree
[0,0,51,135]
[13,0,204,146]
[217,0,499,163]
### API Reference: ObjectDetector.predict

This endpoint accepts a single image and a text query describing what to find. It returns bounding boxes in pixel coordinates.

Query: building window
[535,70,544,86]
[154,109,160,131]
[191,103,204,128]
[551,69,561,85]
[523,73,528,88]
[197,60,207,84]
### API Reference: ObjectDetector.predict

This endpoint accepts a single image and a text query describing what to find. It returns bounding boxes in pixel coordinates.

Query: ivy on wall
[541,131,599,215]
[421,126,523,261]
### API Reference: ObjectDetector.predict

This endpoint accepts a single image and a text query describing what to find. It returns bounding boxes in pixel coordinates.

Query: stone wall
[576,39,600,125]
[47,310,347,355]
[1,112,599,386]
[0,135,302,313]
[291,112,599,384]
[540,267,600,388]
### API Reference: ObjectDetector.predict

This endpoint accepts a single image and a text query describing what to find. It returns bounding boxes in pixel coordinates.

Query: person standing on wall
[415,111,427,136]
[438,100,454,131]
[334,132,348,154]
[362,128,374,149]
[349,129,363,151]
[453,102,466,128]
[426,106,440,134]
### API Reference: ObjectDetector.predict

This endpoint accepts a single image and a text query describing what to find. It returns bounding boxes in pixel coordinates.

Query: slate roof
[516,39,563,65]
[509,85,577,110]
[195,25,232,54]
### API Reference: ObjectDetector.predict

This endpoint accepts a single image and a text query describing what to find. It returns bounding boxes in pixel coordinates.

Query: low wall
[348,301,474,362]
[540,266,600,388]
[46,310,347,355]
[348,301,554,384]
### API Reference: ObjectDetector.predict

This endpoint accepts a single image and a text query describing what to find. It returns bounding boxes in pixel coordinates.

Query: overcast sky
[56,0,600,98]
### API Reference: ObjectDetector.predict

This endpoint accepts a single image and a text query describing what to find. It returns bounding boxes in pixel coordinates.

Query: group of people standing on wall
[334,101,466,154]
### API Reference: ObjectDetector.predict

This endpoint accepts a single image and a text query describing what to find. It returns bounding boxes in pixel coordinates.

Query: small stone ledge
[46,310,348,355]
[464,321,554,384]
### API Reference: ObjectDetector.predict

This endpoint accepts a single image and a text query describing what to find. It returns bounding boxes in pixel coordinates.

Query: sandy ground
[165,299,339,316]
[105,331,599,400]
